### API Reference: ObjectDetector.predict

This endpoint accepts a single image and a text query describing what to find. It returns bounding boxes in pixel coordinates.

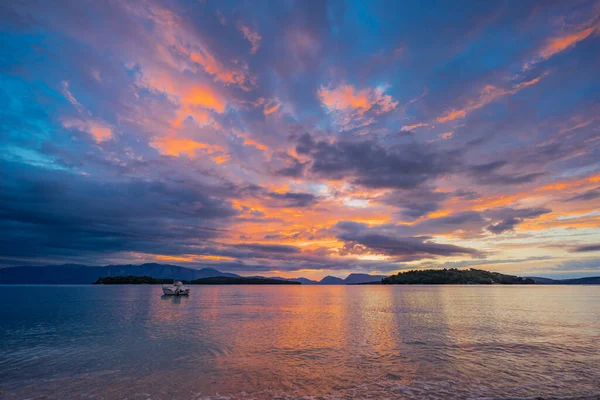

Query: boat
[161,280,190,296]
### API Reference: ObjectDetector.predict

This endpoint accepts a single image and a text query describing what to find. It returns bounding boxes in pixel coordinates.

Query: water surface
[1,285,599,399]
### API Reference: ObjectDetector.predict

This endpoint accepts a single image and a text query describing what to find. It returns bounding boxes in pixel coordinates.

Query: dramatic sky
[1,1,599,278]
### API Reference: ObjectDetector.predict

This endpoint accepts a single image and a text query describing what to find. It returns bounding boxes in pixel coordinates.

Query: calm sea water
[0,285,599,400]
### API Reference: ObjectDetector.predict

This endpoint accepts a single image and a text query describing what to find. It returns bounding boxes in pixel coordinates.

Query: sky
[0,0,599,279]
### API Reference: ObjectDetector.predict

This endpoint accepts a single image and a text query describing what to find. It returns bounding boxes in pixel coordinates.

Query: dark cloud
[235,244,300,254]
[0,161,238,261]
[271,152,307,178]
[567,188,600,202]
[296,133,457,189]
[469,160,507,173]
[453,189,480,200]
[267,191,317,208]
[485,207,551,234]
[334,221,481,261]
[410,211,488,236]
[571,244,600,253]
[381,187,449,220]
[468,160,545,185]
[240,185,318,208]
[486,216,522,234]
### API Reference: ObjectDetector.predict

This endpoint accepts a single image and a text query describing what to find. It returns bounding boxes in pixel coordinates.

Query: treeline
[382,268,535,284]
[94,275,300,285]
[189,276,300,285]
[95,276,170,284]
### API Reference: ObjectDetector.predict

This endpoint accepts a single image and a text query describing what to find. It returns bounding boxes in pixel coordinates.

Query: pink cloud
[239,25,262,54]
[437,74,547,123]
[62,118,113,142]
[318,84,398,131]
[150,137,225,159]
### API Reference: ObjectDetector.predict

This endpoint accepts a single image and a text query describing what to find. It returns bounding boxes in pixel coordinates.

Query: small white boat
[162,280,190,296]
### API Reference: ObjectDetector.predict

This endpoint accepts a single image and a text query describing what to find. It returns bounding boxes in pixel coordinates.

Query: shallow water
[0,285,599,399]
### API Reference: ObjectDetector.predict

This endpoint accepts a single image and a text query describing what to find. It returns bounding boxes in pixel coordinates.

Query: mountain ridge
[1,263,598,285]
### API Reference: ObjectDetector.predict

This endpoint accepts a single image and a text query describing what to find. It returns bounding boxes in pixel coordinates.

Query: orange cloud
[437,74,547,123]
[150,137,224,158]
[318,84,397,114]
[170,85,227,128]
[539,27,596,61]
[189,51,251,87]
[318,84,397,130]
[62,118,113,142]
[264,103,280,115]
[524,22,599,70]
[183,86,226,112]
[128,2,254,89]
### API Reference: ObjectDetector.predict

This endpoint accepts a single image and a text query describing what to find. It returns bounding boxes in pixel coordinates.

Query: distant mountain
[527,276,600,285]
[0,263,239,284]
[289,277,319,285]
[526,276,556,284]
[93,275,300,285]
[0,265,394,285]
[319,275,345,284]
[344,273,387,284]
[189,276,300,285]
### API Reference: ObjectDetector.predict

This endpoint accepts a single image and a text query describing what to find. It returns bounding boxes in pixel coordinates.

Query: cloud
[132,1,254,89]
[437,74,547,123]
[408,211,488,237]
[571,244,600,253]
[269,192,317,207]
[62,118,113,142]
[240,186,318,208]
[567,187,600,202]
[271,152,306,178]
[0,160,238,262]
[296,133,456,189]
[317,84,398,131]
[239,24,262,54]
[467,160,545,185]
[401,123,429,131]
[149,137,225,159]
[380,187,450,220]
[526,24,599,69]
[163,84,226,128]
[485,207,551,234]
[235,243,300,254]
[555,258,600,271]
[334,221,481,261]
[61,81,85,113]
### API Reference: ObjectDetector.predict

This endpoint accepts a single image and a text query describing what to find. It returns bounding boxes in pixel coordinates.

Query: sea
[0,285,599,399]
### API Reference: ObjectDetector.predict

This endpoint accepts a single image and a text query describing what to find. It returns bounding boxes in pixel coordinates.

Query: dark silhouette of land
[2,263,598,285]
[95,275,300,285]
[383,268,535,284]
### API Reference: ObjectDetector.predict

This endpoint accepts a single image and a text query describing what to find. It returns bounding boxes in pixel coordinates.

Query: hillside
[344,273,387,284]
[0,264,239,284]
[94,275,300,285]
[319,276,345,284]
[383,268,535,285]
[189,276,300,285]
[528,276,600,285]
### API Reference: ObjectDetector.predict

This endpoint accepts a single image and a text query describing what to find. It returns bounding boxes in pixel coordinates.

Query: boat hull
[162,287,190,296]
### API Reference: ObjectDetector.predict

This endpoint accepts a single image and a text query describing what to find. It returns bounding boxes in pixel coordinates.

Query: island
[382,268,535,284]
[94,275,300,285]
